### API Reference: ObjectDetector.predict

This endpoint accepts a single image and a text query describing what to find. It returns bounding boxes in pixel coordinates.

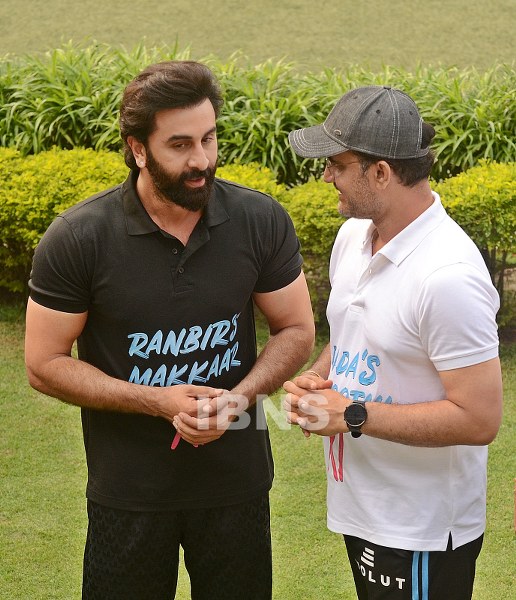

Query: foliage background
[1,46,514,185]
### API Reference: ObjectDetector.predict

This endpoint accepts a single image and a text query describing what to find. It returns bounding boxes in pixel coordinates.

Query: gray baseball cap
[288,85,430,160]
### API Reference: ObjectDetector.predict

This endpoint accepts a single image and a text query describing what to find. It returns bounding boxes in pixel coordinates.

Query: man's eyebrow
[166,127,217,143]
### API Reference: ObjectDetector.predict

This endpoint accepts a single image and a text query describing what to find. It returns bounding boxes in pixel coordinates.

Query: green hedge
[216,162,287,202]
[1,148,513,331]
[0,147,128,293]
[1,42,515,185]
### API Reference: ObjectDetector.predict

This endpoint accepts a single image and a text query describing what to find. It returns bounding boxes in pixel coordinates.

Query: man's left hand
[283,381,349,437]
[172,391,248,445]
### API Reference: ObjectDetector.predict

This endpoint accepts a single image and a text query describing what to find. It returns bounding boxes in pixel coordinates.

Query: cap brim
[288,125,349,158]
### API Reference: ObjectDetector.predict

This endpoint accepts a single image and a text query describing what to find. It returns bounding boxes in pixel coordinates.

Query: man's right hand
[155,384,224,425]
[290,370,333,391]
[282,371,332,438]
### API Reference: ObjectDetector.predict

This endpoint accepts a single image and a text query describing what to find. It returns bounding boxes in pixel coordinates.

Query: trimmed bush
[215,165,341,328]
[284,164,516,330]
[216,161,287,202]
[434,161,515,255]
[0,147,128,293]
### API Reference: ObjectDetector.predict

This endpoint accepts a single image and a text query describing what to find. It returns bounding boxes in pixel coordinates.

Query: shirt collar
[122,171,157,235]
[371,192,447,266]
[122,171,229,236]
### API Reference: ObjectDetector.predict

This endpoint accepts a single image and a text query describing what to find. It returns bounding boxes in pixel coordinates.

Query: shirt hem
[86,478,273,512]
[327,518,485,552]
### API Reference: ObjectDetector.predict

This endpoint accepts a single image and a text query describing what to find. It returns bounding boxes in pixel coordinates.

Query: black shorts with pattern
[82,494,272,600]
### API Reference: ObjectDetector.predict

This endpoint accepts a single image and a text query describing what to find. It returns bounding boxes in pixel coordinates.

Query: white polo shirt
[325,193,499,551]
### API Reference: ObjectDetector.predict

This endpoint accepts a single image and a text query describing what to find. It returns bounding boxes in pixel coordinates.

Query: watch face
[345,402,367,427]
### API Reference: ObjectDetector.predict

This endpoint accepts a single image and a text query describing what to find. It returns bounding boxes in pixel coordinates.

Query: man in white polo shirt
[283,86,502,600]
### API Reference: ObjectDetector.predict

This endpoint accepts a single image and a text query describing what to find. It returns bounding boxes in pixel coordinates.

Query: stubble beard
[338,175,382,220]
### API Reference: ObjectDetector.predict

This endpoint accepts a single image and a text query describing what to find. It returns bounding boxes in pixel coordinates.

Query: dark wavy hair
[119,61,224,170]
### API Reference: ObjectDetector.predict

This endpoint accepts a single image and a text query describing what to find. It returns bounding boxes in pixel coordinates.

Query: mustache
[182,167,214,181]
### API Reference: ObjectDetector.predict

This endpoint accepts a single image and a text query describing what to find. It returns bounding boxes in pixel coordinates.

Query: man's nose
[187,145,210,171]
[323,164,334,184]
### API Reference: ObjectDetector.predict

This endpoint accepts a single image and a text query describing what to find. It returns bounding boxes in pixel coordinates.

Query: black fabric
[344,533,483,599]
[29,171,302,510]
[83,495,272,600]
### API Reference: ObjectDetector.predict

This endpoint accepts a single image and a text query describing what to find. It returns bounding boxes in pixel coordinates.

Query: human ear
[127,136,147,169]
[372,160,391,190]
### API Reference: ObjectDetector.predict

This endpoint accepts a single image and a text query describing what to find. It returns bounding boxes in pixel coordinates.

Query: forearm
[293,394,498,447]
[286,357,503,446]
[232,324,314,404]
[25,301,225,432]
[303,343,331,379]
[26,354,162,416]
[360,399,493,447]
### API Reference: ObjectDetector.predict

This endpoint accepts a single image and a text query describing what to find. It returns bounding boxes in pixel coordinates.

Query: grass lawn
[0,1,514,71]
[0,308,514,599]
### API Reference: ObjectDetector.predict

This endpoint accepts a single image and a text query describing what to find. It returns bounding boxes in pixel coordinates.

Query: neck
[373,180,434,247]
[136,173,202,245]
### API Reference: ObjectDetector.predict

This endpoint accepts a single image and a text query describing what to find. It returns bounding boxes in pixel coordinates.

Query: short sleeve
[253,199,303,293]
[29,215,91,313]
[417,262,500,371]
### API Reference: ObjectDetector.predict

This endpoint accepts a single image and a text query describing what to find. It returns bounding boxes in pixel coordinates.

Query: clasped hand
[283,373,348,437]
[162,385,246,446]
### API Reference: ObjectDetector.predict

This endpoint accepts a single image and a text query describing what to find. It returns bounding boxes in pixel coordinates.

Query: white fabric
[325,193,499,551]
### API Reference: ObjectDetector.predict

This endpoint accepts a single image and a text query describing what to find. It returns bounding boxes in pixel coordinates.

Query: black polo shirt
[29,171,302,510]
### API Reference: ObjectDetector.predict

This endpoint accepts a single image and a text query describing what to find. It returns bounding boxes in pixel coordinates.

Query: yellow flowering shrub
[3,148,512,331]
[434,160,515,253]
[0,153,287,295]
[0,147,128,293]
[217,162,287,203]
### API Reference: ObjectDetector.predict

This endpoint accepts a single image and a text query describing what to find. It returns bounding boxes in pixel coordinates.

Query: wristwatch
[344,401,367,438]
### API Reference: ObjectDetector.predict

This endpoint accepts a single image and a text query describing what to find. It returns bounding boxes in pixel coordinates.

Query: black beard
[145,150,217,212]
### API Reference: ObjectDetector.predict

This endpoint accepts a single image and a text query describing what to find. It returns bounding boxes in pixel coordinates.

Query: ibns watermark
[194,392,331,432]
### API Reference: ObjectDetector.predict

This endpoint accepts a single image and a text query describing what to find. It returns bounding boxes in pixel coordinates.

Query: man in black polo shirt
[25,60,315,600]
